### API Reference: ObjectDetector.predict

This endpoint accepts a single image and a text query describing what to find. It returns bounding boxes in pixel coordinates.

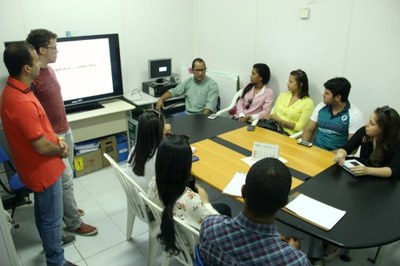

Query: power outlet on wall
[300,8,310,19]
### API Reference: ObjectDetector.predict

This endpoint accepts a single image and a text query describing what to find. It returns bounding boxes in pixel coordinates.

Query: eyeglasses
[144,109,162,118]
[45,46,57,50]
[193,68,206,73]
[245,98,253,110]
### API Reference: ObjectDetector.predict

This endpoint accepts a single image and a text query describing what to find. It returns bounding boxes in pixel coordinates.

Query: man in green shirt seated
[155,58,219,114]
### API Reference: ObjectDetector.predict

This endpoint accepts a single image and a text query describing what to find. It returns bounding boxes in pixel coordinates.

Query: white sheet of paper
[285,194,346,230]
[222,172,246,197]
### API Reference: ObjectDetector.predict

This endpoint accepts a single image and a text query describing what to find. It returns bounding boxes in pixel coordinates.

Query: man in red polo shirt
[1,43,75,266]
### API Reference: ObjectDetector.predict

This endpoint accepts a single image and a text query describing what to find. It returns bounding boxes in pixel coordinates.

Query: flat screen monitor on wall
[148,58,172,85]
[52,33,123,113]
[5,33,124,114]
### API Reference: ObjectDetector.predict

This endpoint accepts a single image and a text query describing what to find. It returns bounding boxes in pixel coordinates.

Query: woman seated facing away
[266,69,314,135]
[125,110,170,191]
[233,63,274,123]
[148,134,231,254]
[334,106,400,178]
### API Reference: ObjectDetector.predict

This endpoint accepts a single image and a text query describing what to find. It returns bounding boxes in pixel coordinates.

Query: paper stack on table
[284,193,346,231]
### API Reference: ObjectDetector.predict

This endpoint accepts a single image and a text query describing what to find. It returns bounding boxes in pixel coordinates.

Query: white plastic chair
[139,191,199,266]
[216,88,244,117]
[103,153,159,266]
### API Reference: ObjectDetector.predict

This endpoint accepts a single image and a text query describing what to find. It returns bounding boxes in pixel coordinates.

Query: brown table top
[218,127,335,177]
[191,139,303,202]
[169,116,400,249]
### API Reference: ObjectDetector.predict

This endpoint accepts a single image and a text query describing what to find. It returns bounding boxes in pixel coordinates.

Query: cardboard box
[116,133,129,162]
[73,149,103,177]
[100,136,118,166]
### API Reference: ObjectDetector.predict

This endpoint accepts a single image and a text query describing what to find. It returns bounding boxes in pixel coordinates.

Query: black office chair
[164,96,220,117]
[0,146,32,218]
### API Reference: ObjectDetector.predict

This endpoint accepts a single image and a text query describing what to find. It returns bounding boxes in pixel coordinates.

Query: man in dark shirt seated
[199,158,311,265]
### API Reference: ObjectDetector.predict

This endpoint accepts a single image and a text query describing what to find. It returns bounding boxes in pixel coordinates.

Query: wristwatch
[57,136,66,143]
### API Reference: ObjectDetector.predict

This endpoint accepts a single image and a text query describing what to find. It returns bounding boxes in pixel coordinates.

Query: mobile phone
[343,159,363,169]
[208,114,218,120]
[247,125,255,131]
[297,139,313,147]
[192,155,200,162]
[343,159,364,176]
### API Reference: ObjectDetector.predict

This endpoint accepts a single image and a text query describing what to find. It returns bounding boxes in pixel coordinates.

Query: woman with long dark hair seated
[233,63,274,123]
[148,134,231,255]
[125,110,170,191]
[334,106,400,178]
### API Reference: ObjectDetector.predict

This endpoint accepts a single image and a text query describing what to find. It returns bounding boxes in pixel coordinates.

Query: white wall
[195,0,400,118]
[0,0,399,118]
[0,0,195,93]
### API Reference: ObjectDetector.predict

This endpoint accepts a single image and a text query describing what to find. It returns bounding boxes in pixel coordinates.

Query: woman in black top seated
[334,106,400,178]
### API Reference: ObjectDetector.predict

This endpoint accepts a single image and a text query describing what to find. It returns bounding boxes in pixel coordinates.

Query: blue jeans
[59,128,82,230]
[34,178,65,266]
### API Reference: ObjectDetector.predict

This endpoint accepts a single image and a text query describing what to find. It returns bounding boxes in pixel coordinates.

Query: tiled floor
[9,164,400,265]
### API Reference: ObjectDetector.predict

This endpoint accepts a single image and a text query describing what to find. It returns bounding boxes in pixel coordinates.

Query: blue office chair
[0,146,32,218]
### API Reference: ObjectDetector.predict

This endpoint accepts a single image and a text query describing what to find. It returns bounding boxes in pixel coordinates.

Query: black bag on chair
[257,119,289,136]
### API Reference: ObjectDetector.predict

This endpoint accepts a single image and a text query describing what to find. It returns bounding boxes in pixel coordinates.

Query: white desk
[124,89,186,117]
[123,90,158,106]
[67,99,135,143]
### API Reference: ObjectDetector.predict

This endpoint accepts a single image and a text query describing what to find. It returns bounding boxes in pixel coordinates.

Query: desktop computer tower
[142,81,179,97]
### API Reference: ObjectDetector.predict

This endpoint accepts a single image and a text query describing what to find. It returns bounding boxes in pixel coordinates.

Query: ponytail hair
[155,134,192,255]
[241,83,254,99]
[159,203,180,255]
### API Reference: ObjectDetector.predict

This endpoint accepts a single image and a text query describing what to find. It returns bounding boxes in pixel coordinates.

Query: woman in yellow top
[266,69,314,135]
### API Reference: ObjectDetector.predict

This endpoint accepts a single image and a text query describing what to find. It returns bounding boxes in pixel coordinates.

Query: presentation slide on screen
[50,38,113,101]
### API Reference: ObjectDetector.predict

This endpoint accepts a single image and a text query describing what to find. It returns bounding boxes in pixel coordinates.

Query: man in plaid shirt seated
[199,158,311,265]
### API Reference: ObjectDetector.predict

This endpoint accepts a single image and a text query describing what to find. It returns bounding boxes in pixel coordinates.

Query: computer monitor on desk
[148,58,172,85]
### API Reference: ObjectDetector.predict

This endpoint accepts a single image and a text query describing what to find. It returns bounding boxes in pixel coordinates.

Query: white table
[67,98,135,143]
